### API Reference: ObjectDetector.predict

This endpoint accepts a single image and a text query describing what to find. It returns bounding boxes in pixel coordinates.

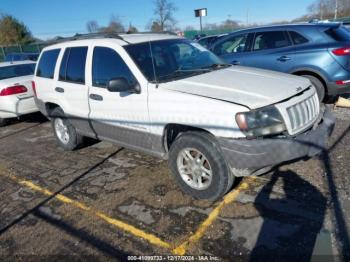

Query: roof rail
[45,31,178,46]
[125,31,177,36]
[46,32,131,45]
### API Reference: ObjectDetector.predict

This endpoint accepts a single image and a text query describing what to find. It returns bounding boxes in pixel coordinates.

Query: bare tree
[153,0,177,31]
[127,23,138,33]
[86,20,99,33]
[101,16,125,33]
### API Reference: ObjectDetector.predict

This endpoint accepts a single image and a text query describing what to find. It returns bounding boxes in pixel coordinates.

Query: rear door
[55,45,93,136]
[87,44,151,151]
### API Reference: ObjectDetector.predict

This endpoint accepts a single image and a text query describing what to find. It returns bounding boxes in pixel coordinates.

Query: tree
[127,23,138,33]
[101,16,125,33]
[149,21,163,32]
[153,0,177,31]
[0,15,33,45]
[86,20,99,33]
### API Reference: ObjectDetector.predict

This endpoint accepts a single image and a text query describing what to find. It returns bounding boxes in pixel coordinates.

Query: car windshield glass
[325,26,350,41]
[125,39,229,83]
[0,63,35,80]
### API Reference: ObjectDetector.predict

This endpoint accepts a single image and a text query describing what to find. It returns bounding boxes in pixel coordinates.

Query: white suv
[33,33,335,200]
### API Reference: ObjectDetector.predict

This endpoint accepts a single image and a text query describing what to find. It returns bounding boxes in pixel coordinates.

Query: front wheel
[51,107,83,151]
[168,132,234,201]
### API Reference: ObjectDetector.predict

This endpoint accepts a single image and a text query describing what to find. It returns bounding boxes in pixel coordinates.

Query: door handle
[232,60,240,65]
[277,56,291,62]
[55,87,64,93]
[89,94,103,101]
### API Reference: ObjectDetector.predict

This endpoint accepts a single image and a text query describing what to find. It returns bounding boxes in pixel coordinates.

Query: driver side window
[92,46,137,88]
[213,34,248,56]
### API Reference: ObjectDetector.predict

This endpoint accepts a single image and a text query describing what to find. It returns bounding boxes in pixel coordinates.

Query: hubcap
[176,148,213,190]
[54,118,70,144]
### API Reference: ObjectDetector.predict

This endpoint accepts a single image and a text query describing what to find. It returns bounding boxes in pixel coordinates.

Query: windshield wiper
[203,63,232,70]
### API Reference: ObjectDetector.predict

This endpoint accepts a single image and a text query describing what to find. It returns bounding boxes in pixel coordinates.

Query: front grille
[286,93,320,134]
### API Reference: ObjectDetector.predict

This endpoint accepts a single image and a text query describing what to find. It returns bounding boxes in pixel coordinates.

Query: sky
[0,0,316,40]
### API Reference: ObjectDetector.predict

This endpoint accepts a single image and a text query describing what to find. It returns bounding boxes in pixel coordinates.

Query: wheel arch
[163,124,213,153]
[290,68,328,93]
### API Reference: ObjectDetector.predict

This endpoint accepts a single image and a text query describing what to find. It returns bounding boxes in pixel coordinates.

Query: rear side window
[0,64,35,80]
[325,26,350,42]
[36,49,60,79]
[289,31,309,45]
[92,47,137,88]
[59,47,88,84]
[253,31,291,51]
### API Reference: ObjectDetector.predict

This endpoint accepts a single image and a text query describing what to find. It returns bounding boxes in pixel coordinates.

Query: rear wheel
[168,132,234,201]
[0,118,7,127]
[50,107,83,150]
[302,75,325,102]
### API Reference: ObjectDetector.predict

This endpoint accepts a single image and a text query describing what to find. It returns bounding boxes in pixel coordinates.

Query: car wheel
[302,75,325,102]
[50,107,83,151]
[168,132,234,201]
[0,118,7,127]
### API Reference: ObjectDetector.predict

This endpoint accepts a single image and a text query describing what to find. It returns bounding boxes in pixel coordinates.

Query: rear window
[325,26,350,41]
[0,64,35,80]
[59,47,88,84]
[36,49,60,79]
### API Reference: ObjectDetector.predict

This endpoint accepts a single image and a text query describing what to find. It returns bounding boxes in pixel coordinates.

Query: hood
[161,66,311,109]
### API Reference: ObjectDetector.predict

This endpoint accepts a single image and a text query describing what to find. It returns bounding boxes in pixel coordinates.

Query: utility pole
[334,0,338,19]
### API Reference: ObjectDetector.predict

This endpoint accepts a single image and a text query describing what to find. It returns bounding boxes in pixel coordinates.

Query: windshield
[125,39,228,83]
[0,63,35,80]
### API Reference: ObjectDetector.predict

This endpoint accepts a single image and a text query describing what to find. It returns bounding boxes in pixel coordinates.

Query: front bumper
[219,108,335,172]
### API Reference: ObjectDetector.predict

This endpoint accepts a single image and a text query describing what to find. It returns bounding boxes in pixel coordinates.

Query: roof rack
[45,31,177,45]
[46,32,131,45]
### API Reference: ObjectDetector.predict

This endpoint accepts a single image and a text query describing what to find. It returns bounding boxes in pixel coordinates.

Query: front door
[87,45,151,151]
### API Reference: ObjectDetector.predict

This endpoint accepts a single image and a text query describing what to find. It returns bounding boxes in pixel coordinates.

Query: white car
[33,33,335,200]
[0,61,37,126]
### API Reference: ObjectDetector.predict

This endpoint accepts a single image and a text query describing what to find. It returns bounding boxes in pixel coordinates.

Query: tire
[302,75,325,102]
[0,118,7,127]
[168,132,234,201]
[50,107,83,151]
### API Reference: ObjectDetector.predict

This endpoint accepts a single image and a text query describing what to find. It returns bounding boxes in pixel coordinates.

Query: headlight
[235,106,286,138]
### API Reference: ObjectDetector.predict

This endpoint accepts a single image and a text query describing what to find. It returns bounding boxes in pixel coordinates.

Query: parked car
[210,23,350,101]
[0,61,37,126]
[5,53,40,62]
[197,34,228,49]
[33,33,334,200]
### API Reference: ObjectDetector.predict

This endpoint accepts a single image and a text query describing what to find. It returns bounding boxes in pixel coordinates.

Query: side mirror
[107,77,140,94]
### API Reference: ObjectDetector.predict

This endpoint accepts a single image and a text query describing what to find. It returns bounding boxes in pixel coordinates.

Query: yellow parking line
[172,177,255,255]
[2,173,171,250]
[0,167,254,254]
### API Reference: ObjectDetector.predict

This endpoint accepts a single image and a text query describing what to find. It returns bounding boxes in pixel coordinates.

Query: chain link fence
[0,43,48,62]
